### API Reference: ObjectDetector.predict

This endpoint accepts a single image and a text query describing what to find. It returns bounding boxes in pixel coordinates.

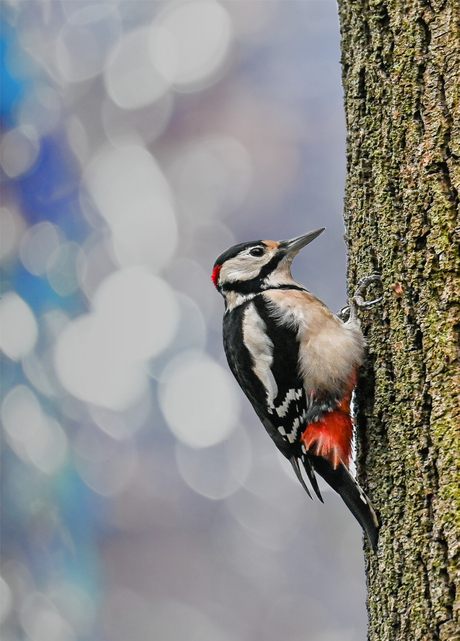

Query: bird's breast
[262,289,365,397]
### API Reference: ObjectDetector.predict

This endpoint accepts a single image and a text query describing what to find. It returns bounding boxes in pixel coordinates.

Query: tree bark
[337,0,460,638]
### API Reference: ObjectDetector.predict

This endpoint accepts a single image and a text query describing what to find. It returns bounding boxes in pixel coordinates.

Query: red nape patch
[212,265,222,288]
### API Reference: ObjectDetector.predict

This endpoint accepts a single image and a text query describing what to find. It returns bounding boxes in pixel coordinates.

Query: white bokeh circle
[159,351,240,448]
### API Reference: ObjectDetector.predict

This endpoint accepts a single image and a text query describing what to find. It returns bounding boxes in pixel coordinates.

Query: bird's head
[212,228,325,298]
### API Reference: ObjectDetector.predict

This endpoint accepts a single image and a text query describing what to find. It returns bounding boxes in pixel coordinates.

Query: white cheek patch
[243,303,278,405]
[221,264,260,282]
[219,249,276,284]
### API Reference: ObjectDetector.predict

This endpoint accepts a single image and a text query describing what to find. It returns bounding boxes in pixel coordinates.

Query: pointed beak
[280,228,325,258]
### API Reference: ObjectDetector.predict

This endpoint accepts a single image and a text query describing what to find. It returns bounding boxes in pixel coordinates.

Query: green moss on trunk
[337,0,460,638]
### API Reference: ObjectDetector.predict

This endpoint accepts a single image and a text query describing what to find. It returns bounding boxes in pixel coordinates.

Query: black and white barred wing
[224,298,307,441]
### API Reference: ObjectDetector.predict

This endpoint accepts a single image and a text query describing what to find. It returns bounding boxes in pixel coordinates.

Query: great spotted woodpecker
[212,228,380,551]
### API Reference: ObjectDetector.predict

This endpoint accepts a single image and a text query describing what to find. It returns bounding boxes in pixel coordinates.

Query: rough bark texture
[337,0,460,639]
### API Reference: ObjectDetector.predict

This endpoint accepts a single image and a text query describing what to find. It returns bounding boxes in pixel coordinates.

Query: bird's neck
[223,278,307,312]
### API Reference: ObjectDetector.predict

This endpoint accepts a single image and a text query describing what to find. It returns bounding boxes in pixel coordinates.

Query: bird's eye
[249,247,265,257]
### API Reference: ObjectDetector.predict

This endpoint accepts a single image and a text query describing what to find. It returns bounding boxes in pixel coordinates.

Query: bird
[212,228,380,551]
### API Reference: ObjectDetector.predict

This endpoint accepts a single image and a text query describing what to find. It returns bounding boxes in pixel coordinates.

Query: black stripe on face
[258,250,285,280]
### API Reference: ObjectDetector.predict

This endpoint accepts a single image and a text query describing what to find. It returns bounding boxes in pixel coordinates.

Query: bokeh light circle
[170,136,252,222]
[54,267,179,410]
[54,314,148,411]
[105,27,170,109]
[20,591,76,641]
[0,293,38,361]
[20,222,64,277]
[0,125,40,178]
[92,266,180,362]
[175,427,251,500]
[1,385,68,474]
[84,143,178,270]
[55,4,122,83]
[159,351,240,448]
[73,425,138,497]
[151,0,233,90]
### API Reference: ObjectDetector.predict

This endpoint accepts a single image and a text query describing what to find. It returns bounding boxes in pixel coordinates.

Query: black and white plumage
[212,229,379,551]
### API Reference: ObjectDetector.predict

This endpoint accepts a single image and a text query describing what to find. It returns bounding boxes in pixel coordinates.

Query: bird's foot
[339,275,382,322]
[353,275,382,310]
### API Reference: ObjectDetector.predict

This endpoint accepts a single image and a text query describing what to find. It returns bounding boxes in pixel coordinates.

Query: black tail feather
[303,455,324,503]
[291,455,324,502]
[307,455,379,552]
[290,456,313,499]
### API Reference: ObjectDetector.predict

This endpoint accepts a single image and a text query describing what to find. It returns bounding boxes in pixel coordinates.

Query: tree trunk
[337,0,460,639]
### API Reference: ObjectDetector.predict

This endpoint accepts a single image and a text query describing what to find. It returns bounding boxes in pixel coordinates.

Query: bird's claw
[353,275,382,309]
[339,275,382,321]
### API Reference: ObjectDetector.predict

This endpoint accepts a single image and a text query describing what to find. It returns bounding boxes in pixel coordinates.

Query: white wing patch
[243,303,278,406]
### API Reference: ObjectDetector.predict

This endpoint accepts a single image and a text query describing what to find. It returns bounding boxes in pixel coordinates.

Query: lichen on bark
[337,0,460,638]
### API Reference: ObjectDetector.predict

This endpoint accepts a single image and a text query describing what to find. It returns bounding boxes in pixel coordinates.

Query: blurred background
[0,1,368,640]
